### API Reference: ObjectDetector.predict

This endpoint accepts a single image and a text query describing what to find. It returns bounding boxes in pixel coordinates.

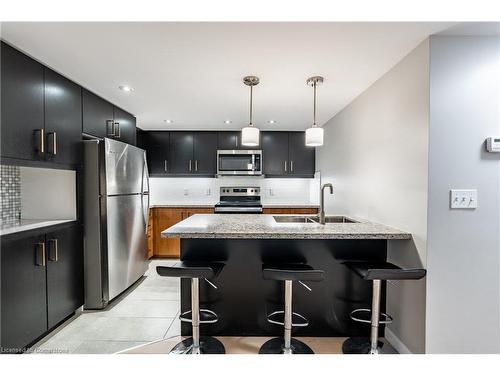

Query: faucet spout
[319,183,333,225]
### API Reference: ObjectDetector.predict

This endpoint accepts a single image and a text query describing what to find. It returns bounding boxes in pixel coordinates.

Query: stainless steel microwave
[217,150,262,176]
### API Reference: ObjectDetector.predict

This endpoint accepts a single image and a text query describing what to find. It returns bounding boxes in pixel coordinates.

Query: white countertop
[0,219,76,236]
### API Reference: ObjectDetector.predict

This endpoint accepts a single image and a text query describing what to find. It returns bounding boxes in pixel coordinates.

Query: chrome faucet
[319,183,333,225]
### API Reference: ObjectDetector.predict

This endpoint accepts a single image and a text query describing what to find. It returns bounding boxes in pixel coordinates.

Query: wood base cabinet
[1,222,83,351]
[151,207,214,258]
[262,207,319,215]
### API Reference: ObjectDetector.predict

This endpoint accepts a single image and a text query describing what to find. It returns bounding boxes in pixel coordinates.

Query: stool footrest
[267,310,309,327]
[179,309,218,324]
[349,308,393,325]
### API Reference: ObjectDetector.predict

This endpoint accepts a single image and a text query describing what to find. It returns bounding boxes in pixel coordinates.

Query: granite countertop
[161,214,411,240]
[150,203,319,209]
[0,219,77,236]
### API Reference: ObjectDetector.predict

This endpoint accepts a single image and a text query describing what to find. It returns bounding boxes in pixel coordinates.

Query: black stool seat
[343,261,426,280]
[156,261,224,279]
[262,264,325,282]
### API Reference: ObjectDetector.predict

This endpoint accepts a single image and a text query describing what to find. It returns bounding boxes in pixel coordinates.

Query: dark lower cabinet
[1,42,45,162]
[193,132,217,175]
[46,225,84,329]
[113,107,137,146]
[1,222,84,351]
[44,68,83,165]
[82,89,114,139]
[1,233,47,351]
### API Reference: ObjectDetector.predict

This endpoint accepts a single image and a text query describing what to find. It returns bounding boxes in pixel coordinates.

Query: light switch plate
[450,189,477,209]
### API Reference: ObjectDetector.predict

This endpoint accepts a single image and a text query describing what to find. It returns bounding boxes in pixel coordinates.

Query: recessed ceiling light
[267,120,277,124]
[224,120,232,124]
[164,119,173,124]
[119,85,134,92]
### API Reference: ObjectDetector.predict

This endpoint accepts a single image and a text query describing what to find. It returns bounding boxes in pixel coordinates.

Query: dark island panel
[180,238,387,337]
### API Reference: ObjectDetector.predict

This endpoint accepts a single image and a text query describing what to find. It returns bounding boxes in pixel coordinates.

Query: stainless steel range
[214,186,263,213]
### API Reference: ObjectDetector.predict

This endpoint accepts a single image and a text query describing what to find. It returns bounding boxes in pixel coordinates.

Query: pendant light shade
[305,126,324,147]
[305,76,324,147]
[241,126,260,147]
[241,75,260,147]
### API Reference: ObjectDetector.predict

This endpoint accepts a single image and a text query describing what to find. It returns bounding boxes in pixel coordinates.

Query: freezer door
[106,194,148,301]
[104,138,145,195]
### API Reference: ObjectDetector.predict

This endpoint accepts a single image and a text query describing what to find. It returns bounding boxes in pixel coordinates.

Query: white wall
[426,36,500,353]
[317,40,430,353]
[149,175,320,207]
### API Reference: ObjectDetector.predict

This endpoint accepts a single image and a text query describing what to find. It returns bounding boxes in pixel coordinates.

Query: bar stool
[156,261,225,354]
[259,264,325,354]
[342,261,426,354]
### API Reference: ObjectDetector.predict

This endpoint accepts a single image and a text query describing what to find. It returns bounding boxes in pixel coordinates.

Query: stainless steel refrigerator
[83,138,149,309]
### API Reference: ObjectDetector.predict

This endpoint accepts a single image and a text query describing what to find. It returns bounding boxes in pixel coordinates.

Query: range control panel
[220,187,260,196]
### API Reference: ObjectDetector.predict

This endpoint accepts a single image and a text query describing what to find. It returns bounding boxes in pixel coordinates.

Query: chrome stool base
[342,337,384,354]
[170,336,225,354]
[259,337,314,354]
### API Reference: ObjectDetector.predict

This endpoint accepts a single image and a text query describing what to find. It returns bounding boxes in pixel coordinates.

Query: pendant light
[241,75,260,147]
[305,76,324,147]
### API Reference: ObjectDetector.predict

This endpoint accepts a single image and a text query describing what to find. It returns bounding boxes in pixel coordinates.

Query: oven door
[217,150,262,175]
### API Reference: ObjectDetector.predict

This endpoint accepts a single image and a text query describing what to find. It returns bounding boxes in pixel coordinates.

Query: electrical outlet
[450,189,477,209]
[183,189,189,196]
[269,188,274,196]
[206,188,211,196]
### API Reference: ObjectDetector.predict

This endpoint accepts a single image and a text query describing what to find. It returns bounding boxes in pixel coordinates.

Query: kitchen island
[161,214,411,337]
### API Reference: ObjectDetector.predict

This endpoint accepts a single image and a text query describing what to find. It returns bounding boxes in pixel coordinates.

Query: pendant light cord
[313,81,317,127]
[249,85,253,126]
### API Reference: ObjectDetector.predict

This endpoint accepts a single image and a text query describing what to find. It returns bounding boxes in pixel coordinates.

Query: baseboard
[385,328,413,354]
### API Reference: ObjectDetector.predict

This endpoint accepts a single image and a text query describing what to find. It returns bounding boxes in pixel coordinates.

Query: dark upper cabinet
[170,132,194,174]
[217,131,261,150]
[1,42,45,161]
[262,132,289,176]
[193,132,217,175]
[217,131,239,149]
[46,224,84,329]
[262,131,315,177]
[288,132,315,176]
[82,89,114,139]
[1,233,48,351]
[142,131,171,175]
[113,106,137,146]
[44,68,83,165]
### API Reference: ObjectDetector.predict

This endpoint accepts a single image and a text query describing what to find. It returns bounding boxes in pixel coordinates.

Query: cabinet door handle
[195,160,198,171]
[48,238,59,262]
[290,161,294,172]
[189,160,192,172]
[47,132,57,155]
[35,129,45,153]
[106,120,114,137]
[36,242,46,267]
[114,122,121,138]
[284,160,287,172]
[164,160,168,172]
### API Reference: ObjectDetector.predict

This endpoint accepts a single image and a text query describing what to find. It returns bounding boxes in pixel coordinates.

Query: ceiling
[1,22,453,131]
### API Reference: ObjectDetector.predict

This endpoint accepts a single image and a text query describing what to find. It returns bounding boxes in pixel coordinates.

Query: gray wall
[317,39,430,353]
[426,36,500,353]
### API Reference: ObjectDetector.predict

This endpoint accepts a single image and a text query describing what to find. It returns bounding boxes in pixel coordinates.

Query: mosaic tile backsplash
[0,165,21,223]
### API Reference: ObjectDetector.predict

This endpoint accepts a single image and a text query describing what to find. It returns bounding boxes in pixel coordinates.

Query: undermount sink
[273,215,358,224]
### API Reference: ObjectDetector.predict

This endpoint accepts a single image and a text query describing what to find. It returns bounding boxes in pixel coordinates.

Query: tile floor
[32,259,182,354]
[31,259,396,354]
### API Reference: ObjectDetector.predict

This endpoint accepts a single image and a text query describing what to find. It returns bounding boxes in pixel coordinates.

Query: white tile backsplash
[149,175,320,206]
